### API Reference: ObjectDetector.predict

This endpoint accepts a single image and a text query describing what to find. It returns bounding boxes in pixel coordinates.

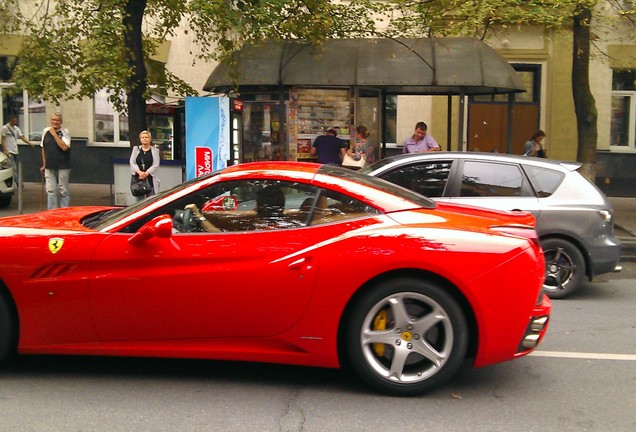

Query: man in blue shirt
[402,122,441,153]
[311,129,347,165]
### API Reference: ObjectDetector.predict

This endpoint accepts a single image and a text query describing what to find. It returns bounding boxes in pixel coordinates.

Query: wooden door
[468,103,539,154]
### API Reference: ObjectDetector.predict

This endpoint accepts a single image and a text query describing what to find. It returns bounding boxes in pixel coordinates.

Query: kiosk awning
[203,37,525,95]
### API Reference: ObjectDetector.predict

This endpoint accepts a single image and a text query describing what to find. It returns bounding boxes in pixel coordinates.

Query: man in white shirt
[1,114,34,185]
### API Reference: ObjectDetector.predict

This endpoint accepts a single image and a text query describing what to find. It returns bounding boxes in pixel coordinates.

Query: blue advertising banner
[185,96,230,180]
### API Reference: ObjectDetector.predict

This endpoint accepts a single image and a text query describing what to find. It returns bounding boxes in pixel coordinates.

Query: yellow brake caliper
[373,309,387,356]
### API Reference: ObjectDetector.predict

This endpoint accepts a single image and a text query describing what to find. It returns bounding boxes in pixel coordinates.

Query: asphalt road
[1,263,634,432]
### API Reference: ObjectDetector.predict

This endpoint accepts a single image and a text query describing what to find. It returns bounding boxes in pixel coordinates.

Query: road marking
[531,351,636,361]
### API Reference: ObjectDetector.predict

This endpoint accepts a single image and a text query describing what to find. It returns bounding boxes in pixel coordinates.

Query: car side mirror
[128,214,173,245]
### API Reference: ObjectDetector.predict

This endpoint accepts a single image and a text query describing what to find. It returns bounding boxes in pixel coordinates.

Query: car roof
[223,161,322,175]
[363,151,582,173]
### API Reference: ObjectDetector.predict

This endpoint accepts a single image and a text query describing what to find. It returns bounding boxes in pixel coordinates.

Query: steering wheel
[173,208,196,232]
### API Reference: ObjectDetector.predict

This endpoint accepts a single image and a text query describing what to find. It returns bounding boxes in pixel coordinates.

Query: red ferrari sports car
[0,162,550,395]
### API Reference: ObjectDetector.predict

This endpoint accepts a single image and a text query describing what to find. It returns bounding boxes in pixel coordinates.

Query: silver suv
[0,152,16,208]
[361,152,622,299]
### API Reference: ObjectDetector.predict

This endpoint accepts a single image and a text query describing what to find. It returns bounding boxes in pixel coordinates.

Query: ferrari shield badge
[48,238,64,254]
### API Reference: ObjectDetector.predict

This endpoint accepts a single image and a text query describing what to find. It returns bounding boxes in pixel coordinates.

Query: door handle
[288,257,310,270]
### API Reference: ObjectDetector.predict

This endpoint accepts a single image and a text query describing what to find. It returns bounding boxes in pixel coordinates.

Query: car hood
[0,206,116,233]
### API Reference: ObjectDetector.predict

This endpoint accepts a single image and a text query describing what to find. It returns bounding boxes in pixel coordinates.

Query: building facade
[1,3,635,195]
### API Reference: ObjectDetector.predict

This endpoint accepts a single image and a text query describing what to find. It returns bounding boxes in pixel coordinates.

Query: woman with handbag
[130,130,160,200]
[343,125,374,169]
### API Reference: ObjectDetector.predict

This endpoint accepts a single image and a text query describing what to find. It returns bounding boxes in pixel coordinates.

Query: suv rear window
[523,165,564,197]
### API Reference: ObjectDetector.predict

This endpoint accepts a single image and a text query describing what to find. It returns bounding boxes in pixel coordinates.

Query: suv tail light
[598,210,612,223]
[491,225,541,249]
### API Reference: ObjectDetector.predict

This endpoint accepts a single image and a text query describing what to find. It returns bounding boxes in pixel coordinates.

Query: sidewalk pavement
[1,182,114,218]
[2,182,636,239]
[608,197,636,238]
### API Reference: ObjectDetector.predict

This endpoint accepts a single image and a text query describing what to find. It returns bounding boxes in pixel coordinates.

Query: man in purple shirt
[402,121,441,153]
[311,128,347,164]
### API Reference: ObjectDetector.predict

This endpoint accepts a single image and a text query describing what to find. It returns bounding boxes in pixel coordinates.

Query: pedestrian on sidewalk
[310,128,347,165]
[130,130,160,201]
[40,112,71,209]
[1,114,34,185]
[346,125,375,165]
[523,130,548,158]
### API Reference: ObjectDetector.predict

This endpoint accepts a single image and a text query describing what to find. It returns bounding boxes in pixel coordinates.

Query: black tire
[344,278,468,396]
[0,290,18,365]
[542,238,586,299]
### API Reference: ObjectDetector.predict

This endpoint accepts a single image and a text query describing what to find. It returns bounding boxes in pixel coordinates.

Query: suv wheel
[542,238,585,299]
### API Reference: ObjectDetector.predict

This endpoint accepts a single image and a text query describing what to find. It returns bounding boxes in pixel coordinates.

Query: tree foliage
[1,0,381,143]
[382,0,584,38]
[2,0,380,109]
[3,0,190,110]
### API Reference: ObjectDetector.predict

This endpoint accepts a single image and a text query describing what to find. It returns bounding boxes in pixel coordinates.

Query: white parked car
[0,152,16,208]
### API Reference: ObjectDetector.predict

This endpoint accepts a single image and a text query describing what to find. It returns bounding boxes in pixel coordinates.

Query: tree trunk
[572,5,598,181]
[124,0,148,148]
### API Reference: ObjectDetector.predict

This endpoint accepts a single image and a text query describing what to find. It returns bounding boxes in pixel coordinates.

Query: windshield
[84,172,221,230]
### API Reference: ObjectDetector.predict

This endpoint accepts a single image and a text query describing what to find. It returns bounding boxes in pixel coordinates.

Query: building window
[384,95,397,144]
[611,70,636,150]
[471,64,541,103]
[94,89,129,145]
[27,98,47,142]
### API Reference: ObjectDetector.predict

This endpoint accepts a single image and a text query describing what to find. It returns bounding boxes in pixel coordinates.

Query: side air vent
[31,263,79,279]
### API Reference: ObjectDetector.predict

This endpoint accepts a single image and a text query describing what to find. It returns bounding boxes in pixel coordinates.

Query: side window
[123,179,381,234]
[381,161,452,197]
[460,161,527,197]
[523,165,564,197]
[167,179,379,233]
[309,189,380,226]
[174,180,317,232]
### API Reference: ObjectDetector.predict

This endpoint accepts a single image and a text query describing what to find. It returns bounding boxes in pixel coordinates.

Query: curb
[615,222,636,262]
[619,237,636,262]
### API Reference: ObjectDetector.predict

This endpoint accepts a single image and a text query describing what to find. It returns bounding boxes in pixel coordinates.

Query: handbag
[342,153,366,168]
[130,174,152,197]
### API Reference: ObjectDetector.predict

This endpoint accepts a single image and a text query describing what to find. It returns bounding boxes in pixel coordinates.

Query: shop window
[94,89,129,145]
[242,100,286,162]
[290,88,351,162]
[610,69,636,150]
